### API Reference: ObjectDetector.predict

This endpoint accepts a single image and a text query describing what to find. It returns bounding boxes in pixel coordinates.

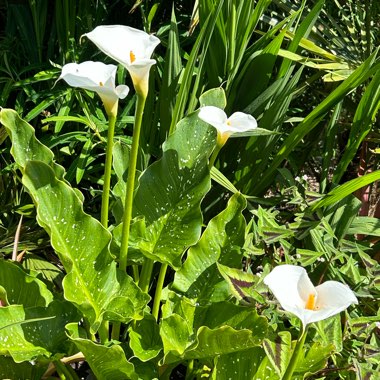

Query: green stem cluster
[139,257,154,293]
[54,359,79,380]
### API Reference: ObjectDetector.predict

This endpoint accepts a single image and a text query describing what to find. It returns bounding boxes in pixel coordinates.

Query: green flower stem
[82,319,96,341]
[98,320,109,344]
[152,263,168,320]
[111,321,120,341]
[133,265,140,282]
[119,93,147,271]
[281,326,308,380]
[139,257,154,293]
[209,143,223,169]
[99,115,116,343]
[228,0,237,72]
[185,359,195,380]
[100,114,117,228]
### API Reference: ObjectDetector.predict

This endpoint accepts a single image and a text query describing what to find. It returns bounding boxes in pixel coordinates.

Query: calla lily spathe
[264,265,358,328]
[59,61,129,116]
[84,25,160,96]
[198,106,257,145]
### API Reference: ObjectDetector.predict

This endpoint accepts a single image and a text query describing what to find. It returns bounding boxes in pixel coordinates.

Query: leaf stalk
[119,93,146,271]
[100,114,117,228]
[152,263,168,320]
[281,326,308,380]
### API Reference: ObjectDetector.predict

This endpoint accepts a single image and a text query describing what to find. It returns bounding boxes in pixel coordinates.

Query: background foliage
[0,0,380,379]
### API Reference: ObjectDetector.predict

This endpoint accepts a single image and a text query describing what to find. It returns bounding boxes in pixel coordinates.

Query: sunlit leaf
[211,347,265,380]
[160,292,267,364]
[2,109,149,332]
[67,323,139,380]
[312,170,380,210]
[0,300,78,362]
[129,314,163,362]
[172,193,247,301]
[0,259,53,307]
[132,109,215,269]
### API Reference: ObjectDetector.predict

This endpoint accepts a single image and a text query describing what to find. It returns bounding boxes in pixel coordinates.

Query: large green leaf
[192,301,265,331]
[23,161,149,331]
[0,300,78,362]
[129,314,163,362]
[160,313,191,356]
[0,305,49,361]
[0,259,53,307]
[162,323,266,365]
[132,111,215,269]
[0,108,65,180]
[2,109,149,332]
[131,359,158,380]
[0,259,78,362]
[67,323,139,380]
[172,193,247,301]
[211,347,266,380]
[160,292,267,364]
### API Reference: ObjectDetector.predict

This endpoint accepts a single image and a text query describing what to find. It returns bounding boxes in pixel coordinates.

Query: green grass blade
[187,0,226,114]
[320,101,342,193]
[228,0,272,88]
[312,170,380,210]
[255,49,379,194]
[333,68,380,183]
[159,6,183,138]
[169,0,225,134]
[278,0,324,78]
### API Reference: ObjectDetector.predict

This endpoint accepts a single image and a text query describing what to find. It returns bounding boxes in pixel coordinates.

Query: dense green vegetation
[0,1,379,379]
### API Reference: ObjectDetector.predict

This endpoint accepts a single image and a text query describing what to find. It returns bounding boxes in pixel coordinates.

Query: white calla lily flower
[59,61,129,116]
[198,106,257,145]
[264,265,358,328]
[84,25,160,96]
